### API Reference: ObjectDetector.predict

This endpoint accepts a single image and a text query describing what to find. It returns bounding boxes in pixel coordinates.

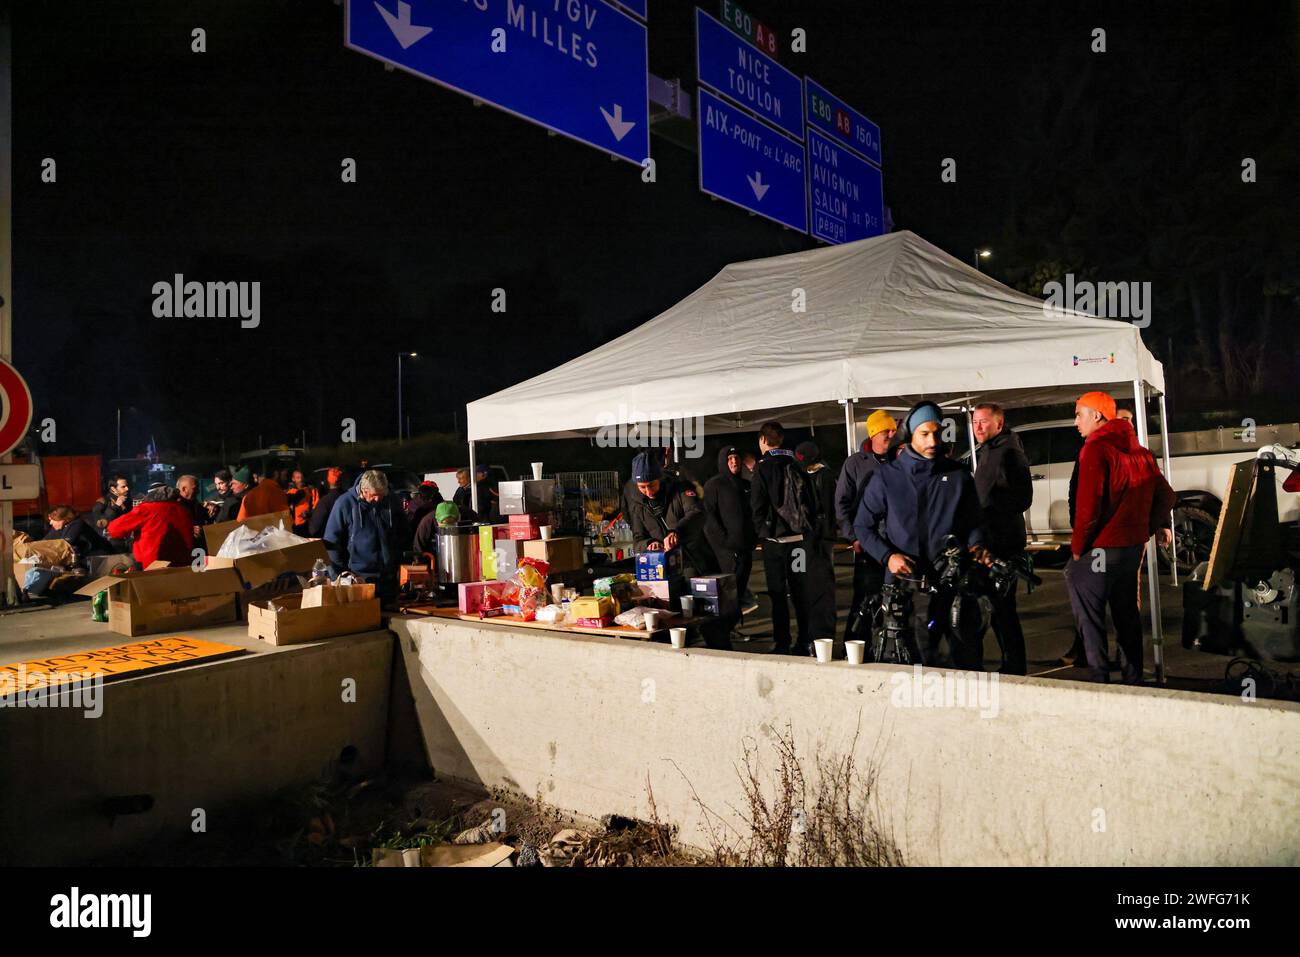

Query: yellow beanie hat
[865,409,898,439]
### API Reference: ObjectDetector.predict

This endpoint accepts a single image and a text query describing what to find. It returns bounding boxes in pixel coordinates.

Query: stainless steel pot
[436,526,480,584]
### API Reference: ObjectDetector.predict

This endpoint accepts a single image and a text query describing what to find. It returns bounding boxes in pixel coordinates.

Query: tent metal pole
[843,399,856,455]
[1133,379,1165,684]
[468,440,479,514]
[672,419,682,464]
[965,406,978,469]
[1158,392,1177,587]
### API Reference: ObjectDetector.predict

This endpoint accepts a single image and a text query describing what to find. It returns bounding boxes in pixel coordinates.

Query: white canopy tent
[465,230,1174,679]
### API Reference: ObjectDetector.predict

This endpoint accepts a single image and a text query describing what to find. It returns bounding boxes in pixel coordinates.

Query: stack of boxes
[457,478,586,613]
[634,549,685,608]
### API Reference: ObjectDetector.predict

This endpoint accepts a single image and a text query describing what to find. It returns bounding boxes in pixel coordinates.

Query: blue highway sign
[695,7,803,141]
[346,0,650,165]
[698,88,807,232]
[805,76,881,166]
[806,127,884,244]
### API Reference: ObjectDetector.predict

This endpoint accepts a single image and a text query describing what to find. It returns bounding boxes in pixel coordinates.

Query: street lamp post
[974,248,992,271]
[397,352,418,443]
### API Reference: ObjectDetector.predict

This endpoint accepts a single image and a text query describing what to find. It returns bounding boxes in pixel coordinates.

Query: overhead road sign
[698,88,807,232]
[695,7,802,141]
[346,0,650,165]
[804,76,881,167]
[806,128,884,244]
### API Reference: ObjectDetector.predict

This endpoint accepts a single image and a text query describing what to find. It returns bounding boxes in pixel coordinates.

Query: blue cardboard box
[635,549,683,581]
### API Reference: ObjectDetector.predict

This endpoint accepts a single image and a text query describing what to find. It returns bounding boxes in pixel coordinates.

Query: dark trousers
[804,539,837,647]
[1065,545,1144,683]
[989,582,1028,675]
[715,546,754,606]
[844,550,886,641]
[762,540,810,652]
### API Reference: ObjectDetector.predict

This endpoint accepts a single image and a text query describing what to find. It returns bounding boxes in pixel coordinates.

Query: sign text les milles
[720,0,777,57]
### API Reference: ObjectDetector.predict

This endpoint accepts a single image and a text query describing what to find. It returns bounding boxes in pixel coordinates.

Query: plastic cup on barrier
[814,638,834,663]
[669,627,687,649]
[845,640,866,665]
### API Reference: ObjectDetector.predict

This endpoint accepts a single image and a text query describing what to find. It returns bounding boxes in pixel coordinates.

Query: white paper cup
[845,640,866,665]
[814,638,834,663]
[531,462,544,480]
[679,595,695,618]
[540,526,553,541]
[669,627,688,649]
[643,610,660,631]
[550,583,564,604]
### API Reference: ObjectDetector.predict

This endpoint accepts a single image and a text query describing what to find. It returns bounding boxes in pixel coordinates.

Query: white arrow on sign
[747,171,770,201]
[376,0,432,49]
[600,103,636,142]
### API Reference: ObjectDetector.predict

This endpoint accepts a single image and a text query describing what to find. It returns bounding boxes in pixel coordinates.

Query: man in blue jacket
[854,402,988,667]
[324,469,409,606]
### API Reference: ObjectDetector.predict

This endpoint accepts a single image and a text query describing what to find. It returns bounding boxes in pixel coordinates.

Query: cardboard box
[206,539,329,589]
[498,480,559,515]
[505,517,548,540]
[400,564,433,588]
[203,509,293,555]
[508,511,552,528]
[492,539,528,580]
[458,580,508,614]
[477,525,509,578]
[247,593,381,646]
[522,537,584,573]
[691,574,738,616]
[75,565,244,637]
[301,581,376,608]
[636,549,683,581]
[633,578,685,608]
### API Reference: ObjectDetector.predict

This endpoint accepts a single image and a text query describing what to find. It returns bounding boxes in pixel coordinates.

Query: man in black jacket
[703,445,758,614]
[972,403,1034,674]
[92,474,133,552]
[626,451,714,578]
[750,421,817,655]
[796,440,839,646]
[309,467,347,539]
[834,410,896,642]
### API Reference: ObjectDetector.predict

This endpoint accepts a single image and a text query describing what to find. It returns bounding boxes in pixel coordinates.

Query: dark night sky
[11,0,1299,460]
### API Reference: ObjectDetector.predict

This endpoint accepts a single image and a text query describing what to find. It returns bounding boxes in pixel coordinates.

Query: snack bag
[507,556,550,621]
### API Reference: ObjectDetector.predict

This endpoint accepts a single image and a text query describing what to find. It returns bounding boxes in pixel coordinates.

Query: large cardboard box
[498,480,559,515]
[203,510,293,555]
[523,536,584,573]
[247,593,381,646]
[75,566,244,637]
[206,539,329,589]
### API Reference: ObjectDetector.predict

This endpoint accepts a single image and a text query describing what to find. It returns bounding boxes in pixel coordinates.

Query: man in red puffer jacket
[107,485,195,568]
[1065,391,1176,684]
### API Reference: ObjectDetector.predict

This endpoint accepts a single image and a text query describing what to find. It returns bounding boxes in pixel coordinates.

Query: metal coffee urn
[435,526,479,584]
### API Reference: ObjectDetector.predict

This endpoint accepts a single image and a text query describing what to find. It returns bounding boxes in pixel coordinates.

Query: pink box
[458,580,507,614]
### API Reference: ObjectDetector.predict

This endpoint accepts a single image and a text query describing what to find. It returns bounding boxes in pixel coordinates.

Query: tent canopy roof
[467,231,1164,442]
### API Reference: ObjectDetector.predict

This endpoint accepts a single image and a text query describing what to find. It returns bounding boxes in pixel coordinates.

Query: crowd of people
[620,390,1175,683]
[34,388,1173,681]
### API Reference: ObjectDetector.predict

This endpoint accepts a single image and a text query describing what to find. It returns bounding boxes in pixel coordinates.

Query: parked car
[422,465,510,504]
[999,419,1299,573]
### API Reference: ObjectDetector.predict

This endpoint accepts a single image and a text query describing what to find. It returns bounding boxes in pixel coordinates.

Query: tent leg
[1158,392,1177,588]
[672,420,682,464]
[843,399,856,455]
[468,440,478,514]
[965,406,978,469]
[1133,379,1165,684]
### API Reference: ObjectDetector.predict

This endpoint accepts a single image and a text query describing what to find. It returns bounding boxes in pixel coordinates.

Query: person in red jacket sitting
[1065,391,1176,684]
[106,485,195,569]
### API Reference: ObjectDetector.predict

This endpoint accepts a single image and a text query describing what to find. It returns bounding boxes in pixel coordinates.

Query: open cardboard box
[206,539,329,589]
[247,592,381,646]
[75,564,245,637]
[203,509,293,555]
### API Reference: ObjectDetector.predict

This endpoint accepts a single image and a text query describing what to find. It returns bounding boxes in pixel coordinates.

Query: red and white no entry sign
[0,358,34,457]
